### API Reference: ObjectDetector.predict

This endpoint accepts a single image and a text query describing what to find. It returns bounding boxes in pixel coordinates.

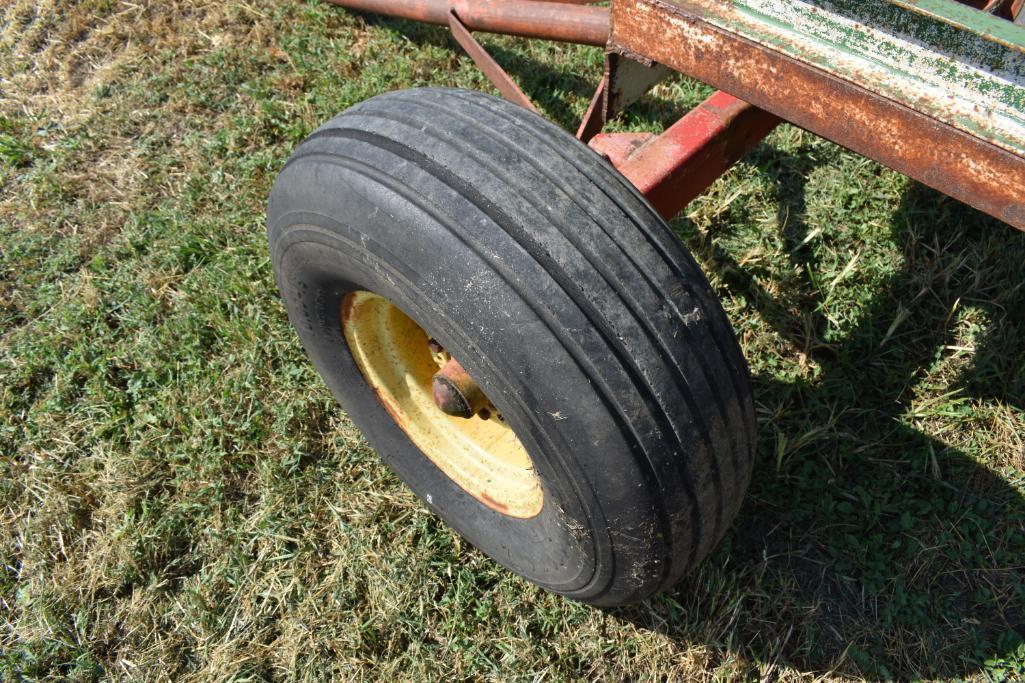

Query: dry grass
[2,1,1024,680]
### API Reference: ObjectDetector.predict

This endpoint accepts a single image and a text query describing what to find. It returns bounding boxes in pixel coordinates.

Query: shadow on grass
[614,170,1025,679]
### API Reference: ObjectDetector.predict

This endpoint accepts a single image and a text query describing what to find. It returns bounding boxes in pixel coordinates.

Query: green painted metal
[667,0,1025,157]
[826,1,1025,72]
[892,0,1025,51]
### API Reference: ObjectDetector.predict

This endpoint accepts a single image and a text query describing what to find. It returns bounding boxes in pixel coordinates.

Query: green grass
[2,0,1024,680]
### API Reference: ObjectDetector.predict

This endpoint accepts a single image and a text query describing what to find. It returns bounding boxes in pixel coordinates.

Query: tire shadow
[612,162,1025,680]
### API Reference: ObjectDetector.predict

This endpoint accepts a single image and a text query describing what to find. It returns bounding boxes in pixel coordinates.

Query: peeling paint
[656,0,1025,157]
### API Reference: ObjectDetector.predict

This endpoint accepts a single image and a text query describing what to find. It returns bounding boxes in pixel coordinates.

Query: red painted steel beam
[321,0,610,46]
[591,91,780,220]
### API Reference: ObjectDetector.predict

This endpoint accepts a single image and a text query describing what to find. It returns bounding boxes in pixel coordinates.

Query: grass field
[2,1,1025,680]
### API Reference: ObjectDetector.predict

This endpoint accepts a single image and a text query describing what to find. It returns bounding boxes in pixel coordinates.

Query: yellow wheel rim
[341,291,544,518]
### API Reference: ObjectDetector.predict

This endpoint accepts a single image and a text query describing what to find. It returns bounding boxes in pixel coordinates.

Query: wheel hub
[340,290,542,518]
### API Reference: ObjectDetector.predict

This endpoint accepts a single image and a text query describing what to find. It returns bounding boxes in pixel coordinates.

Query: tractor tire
[267,88,755,606]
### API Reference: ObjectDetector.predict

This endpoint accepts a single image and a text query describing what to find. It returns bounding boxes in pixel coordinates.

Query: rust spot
[479,490,514,516]
[588,131,655,167]
[340,291,356,326]
[372,385,409,431]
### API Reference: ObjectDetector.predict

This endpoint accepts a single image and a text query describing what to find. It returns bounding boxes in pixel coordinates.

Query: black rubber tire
[267,88,755,606]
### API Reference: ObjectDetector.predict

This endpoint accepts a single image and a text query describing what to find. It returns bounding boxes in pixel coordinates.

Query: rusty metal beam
[447,10,538,112]
[322,0,610,46]
[590,91,780,220]
[610,0,1025,230]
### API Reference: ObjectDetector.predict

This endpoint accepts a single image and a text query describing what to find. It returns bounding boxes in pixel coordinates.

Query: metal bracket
[577,52,673,141]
